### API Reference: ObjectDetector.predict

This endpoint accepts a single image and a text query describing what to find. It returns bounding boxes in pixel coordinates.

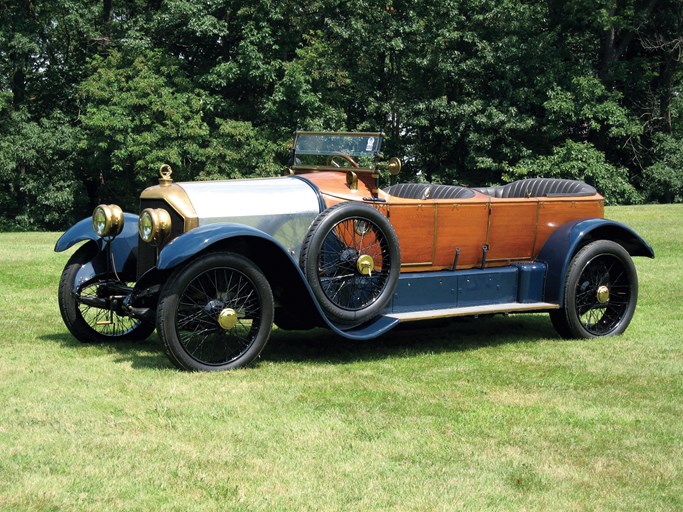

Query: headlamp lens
[139,211,154,242]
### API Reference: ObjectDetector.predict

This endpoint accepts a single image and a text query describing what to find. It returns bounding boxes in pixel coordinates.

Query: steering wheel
[327,152,359,168]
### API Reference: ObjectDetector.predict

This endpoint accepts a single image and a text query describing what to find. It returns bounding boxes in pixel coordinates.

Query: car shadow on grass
[41,313,560,370]
[39,332,172,370]
[262,313,560,366]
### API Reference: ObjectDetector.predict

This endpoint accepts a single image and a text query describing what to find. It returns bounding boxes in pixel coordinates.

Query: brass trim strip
[400,262,434,267]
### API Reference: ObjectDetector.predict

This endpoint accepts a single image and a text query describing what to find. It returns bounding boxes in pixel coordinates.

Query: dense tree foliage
[1,0,682,229]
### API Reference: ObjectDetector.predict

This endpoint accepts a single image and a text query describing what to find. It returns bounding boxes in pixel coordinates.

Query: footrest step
[386,302,559,323]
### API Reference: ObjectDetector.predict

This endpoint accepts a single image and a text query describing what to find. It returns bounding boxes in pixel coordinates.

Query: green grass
[1,204,681,511]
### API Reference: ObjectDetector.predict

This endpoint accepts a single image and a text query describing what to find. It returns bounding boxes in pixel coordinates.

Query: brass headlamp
[92,204,124,238]
[139,208,172,245]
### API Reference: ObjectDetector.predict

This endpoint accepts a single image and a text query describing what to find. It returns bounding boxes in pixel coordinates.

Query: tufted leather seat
[474,178,597,198]
[384,183,475,200]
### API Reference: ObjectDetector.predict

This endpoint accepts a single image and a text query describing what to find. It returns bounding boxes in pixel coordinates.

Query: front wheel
[550,240,638,339]
[58,244,155,343]
[156,252,274,371]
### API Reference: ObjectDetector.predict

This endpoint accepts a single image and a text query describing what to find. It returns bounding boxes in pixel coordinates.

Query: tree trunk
[12,64,26,107]
[599,0,660,81]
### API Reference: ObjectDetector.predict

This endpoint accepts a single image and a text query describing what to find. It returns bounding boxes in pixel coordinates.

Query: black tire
[550,240,638,339]
[156,252,274,371]
[300,202,400,325]
[58,245,155,343]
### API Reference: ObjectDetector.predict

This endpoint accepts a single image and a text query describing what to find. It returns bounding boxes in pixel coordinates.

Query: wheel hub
[217,308,238,330]
[356,254,375,276]
[596,285,610,304]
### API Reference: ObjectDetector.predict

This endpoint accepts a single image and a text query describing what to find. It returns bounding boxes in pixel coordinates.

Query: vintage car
[55,132,654,371]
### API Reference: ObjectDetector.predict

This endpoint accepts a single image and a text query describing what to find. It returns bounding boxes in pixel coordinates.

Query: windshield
[291,132,383,171]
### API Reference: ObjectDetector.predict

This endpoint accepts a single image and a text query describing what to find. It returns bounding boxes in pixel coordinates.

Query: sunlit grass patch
[1,205,681,511]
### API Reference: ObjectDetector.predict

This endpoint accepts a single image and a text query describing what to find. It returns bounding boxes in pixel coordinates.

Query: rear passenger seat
[474,178,597,198]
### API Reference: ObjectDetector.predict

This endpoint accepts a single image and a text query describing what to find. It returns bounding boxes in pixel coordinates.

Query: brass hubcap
[357,254,375,276]
[218,308,238,330]
[596,285,610,304]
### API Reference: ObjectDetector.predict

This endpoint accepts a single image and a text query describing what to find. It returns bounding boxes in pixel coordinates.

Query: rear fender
[54,213,139,292]
[538,218,654,305]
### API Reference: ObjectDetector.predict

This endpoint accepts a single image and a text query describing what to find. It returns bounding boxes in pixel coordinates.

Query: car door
[432,201,490,269]
[386,203,436,270]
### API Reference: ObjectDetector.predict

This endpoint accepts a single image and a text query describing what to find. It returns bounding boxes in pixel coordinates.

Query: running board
[386,302,559,323]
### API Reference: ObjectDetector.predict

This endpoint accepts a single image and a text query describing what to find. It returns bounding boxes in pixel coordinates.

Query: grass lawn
[0,204,681,511]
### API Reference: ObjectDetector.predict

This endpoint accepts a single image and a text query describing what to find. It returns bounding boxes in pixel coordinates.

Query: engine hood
[140,175,323,258]
[178,177,321,226]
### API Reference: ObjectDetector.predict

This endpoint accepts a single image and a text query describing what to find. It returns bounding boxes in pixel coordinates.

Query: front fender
[155,223,399,340]
[55,212,140,292]
[54,213,139,253]
[538,218,654,305]
[156,223,288,270]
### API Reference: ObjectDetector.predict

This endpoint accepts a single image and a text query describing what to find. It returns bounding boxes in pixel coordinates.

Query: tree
[0,100,87,230]
[1,0,683,231]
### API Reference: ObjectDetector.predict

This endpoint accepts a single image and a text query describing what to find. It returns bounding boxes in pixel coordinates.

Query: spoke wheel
[58,245,154,343]
[300,203,400,325]
[157,252,274,371]
[550,240,638,339]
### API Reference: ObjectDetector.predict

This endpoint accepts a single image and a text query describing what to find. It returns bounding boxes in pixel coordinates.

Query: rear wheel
[157,252,274,371]
[58,245,155,343]
[550,240,638,338]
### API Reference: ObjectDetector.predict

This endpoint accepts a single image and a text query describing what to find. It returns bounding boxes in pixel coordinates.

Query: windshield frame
[290,131,384,173]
